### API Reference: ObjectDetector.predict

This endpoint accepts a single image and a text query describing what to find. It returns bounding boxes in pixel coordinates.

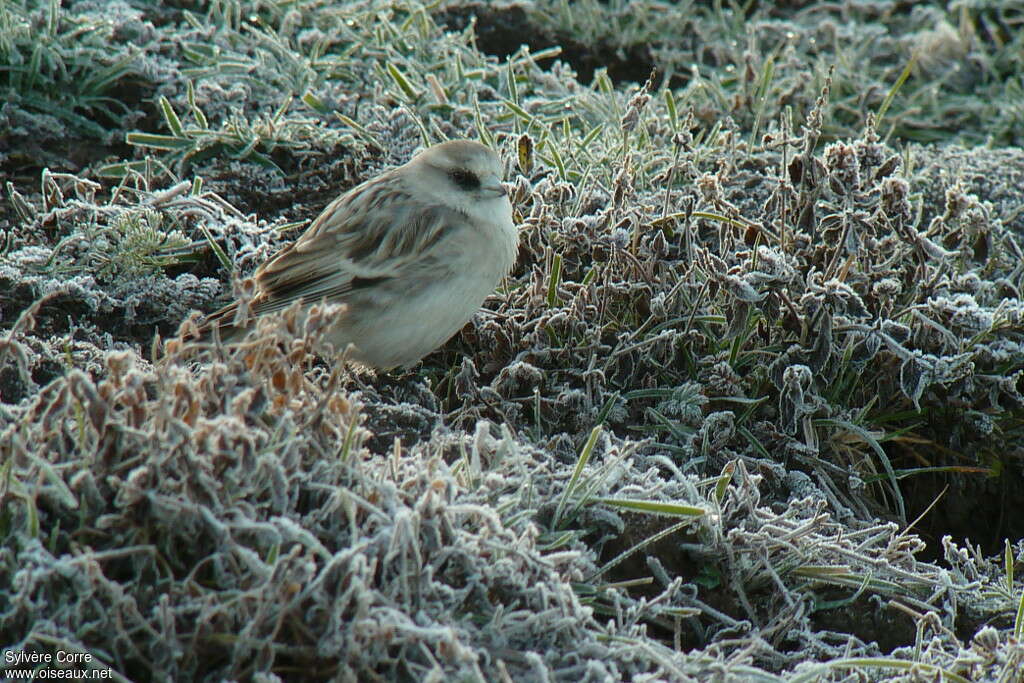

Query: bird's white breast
[335,195,517,369]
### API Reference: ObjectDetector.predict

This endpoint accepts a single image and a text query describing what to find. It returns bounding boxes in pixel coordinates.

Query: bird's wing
[249,176,459,316]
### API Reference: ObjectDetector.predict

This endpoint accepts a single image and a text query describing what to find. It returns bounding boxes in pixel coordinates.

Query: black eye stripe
[449,168,480,190]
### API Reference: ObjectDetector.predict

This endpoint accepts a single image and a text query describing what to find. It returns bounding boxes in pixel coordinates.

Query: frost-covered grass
[2,0,1024,681]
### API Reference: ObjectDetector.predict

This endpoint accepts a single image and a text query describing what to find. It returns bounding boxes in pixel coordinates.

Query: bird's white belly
[328,268,499,369]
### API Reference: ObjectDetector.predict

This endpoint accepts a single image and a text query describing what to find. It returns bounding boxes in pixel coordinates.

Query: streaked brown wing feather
[236,176,461,317]
[197,169,468,342]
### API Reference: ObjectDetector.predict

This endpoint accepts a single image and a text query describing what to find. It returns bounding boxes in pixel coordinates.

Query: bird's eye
[448,168,480,190]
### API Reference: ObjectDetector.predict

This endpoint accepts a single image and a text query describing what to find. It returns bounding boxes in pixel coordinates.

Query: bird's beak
[481,175,507,198]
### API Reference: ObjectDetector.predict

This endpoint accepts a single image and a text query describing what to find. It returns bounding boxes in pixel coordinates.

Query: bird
[199,139,518,370]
